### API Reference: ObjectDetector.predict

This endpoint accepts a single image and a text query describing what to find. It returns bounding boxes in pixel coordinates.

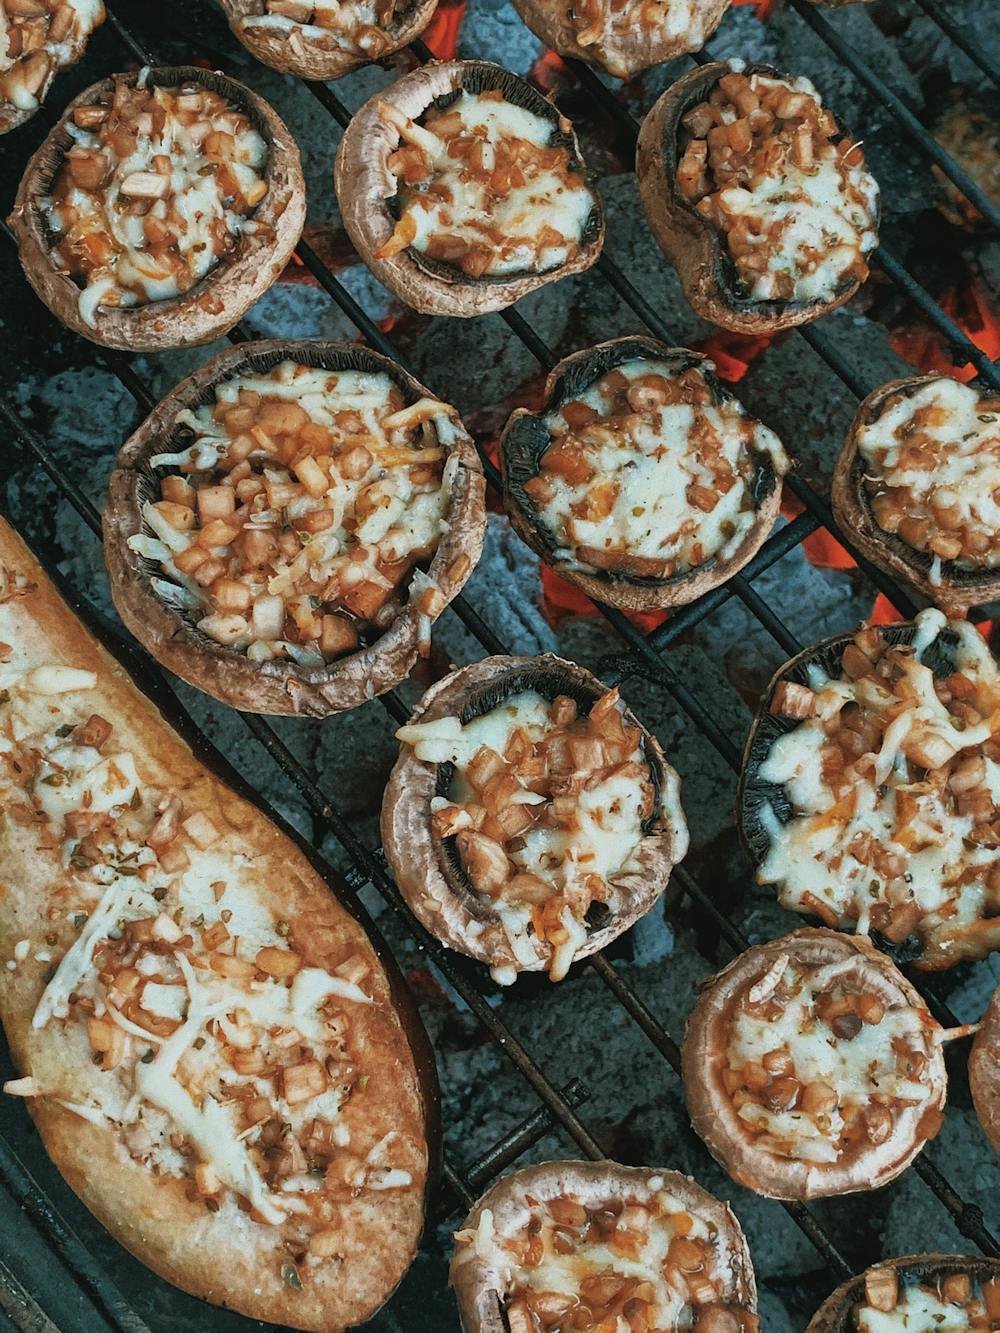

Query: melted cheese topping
[573,0,711,48]
[0,0,103,113]
[857,378,1000,581]
[43,74,269,324]
[455,1183,755,1330]
[678,64,879,305]
[399,687,668,983]
[130,360,461,664]
[855,1275,999,1330]
[0,651,412,1260]
[379,89,597,279]
[530,358,788,578]
[725,956,934,1164]
[756,610,1000,963]
[243,0,398,57]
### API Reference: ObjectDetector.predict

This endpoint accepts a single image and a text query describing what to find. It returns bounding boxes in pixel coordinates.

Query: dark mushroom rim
[386,61,602,286]
[431,660,664,933]
[849,380,1000,596]
[122,342,448,660]
[663,61,870,316]
[815,1256,1000,1332]
[502,337,779,588]
[738,620,963,961]
[31,67,276,298]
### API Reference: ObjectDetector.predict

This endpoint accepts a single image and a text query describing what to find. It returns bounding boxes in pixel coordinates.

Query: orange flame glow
[697,330,775,383]
[422,0,466,59]
[529,49,569,95]
[730,0,779,19]
[539,564,668,630]
[889,279,1000,383]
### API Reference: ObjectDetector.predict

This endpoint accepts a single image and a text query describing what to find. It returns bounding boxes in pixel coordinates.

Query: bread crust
[334,60,605,317]
[218,0,438,79]
[103,338,486,717]
[635,62,879,334]
[380,653,689,978]
[681,928,947,1200]
[8,66,306,351]
[832,373,1000,613]
[510,0,730,80]
[450,1159,757,1331]
[498,335,788,611]
[805,1254,1000,1330]
[0,517,438,1332]
[970,980,1000,1160]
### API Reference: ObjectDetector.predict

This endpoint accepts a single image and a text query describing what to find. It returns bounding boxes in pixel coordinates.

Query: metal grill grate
[1,1,999,1328]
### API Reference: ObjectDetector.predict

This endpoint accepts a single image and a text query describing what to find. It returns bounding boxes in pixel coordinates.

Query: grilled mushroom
[738,610,1000,969]
[971,981,1000,1159]
[806,1255,1000,1330]
[0,0,104,134]
[510,0,731,80]
[832,374,1000,613]
[381,654,688,984]
[499,336,790,612]
[104,339,485,716]
[8,66,305,351]
[217,0,438,80]
[682,928,947,1200]
[636,62,880,333]
[451,1160,758,1332]
[334,60,604,317]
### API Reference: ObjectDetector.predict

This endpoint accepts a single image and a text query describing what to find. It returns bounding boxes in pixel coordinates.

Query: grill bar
[0,0,997,1325]
[909,0,1000,90]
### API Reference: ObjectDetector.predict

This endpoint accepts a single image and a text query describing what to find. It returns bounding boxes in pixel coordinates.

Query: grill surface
[1,1,999,1330]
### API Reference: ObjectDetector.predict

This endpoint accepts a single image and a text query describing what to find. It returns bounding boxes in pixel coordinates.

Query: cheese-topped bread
[0,518,433,1331]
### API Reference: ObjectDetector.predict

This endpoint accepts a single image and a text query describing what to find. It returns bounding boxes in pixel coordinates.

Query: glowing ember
[696,330,776,383]
[889,279,1000,383]
[279,223,358,284]
[529,48,569,95]
[539,563,668,630]
[730,0,778,18]
[422,0,466,59]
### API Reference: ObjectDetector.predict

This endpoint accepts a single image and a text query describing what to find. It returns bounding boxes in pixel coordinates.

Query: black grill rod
[587,953,854,1279]
[908,0,1000,90]
[0,222,156,415]
[787,0,1000,232]
[1,403,609,1166]
[642,510,819,656]
[0,1135,149,1333]
[874,249,1000,393]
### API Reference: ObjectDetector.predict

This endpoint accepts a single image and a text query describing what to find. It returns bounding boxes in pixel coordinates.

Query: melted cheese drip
[727,958,930,1163]
[857,378,1000,577]
[711,70,879,304]
[43,79,267,322]
[401,92,596,277]
[538,358,788,573]
[856,1280,992,1331]
[137,360,457,661]
[757,609,1000,940]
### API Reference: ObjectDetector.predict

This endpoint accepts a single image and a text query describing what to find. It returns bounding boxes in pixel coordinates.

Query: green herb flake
[280,1264,302,1291]
[72,913,88,929]
[55,724,75,738]
[141,1048,155,1064]
[276,920,289,937]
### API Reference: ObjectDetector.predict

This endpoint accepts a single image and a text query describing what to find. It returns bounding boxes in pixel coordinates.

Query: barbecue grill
[1,1,998,1329]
